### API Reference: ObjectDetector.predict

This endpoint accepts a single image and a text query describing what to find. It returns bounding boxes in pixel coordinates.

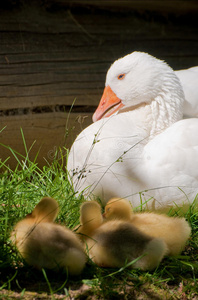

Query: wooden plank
[50,1,198,13]
[0,112,93,169]
[0,95,102,111]
[1,0,198,13]
[0,7,197,110]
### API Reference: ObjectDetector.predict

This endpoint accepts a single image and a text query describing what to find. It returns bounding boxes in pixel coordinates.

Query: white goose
[175,67,198,117]
[67,52,198,212]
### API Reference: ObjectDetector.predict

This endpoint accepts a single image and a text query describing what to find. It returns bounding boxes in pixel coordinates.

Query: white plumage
[67,52,198,212]
[176,67,198,117]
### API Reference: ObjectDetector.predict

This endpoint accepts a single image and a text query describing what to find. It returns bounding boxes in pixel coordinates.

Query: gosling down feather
[77,201,167,271]
[11,197,86,275]
[104,198,191,255]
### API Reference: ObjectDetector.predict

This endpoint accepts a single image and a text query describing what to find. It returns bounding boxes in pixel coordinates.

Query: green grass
[0,144,198,299]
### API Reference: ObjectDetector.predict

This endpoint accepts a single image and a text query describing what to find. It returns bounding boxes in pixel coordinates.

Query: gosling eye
[117,74,125,80]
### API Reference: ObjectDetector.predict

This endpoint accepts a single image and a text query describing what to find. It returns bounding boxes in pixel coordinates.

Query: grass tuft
[0,141,198,299]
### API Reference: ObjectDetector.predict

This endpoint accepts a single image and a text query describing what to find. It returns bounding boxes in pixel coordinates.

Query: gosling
[11,197,86,275]
[104,197,191,256]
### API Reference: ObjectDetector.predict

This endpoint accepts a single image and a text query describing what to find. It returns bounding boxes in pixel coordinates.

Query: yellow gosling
[104,197,191,256]
[11,197,86,275]
[78,201,167,270]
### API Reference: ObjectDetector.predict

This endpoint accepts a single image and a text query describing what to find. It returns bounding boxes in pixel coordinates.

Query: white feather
[67,52,198,211]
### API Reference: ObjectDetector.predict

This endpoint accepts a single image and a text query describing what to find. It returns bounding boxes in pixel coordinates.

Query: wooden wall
[0,0,198,169]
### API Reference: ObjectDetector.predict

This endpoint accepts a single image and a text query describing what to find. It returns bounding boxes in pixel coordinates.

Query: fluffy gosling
[78,201,167,270]
[104,197,191,255]
[11,197,86,275]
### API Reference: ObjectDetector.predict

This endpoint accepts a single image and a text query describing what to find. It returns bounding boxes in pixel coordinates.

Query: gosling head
[103,198,133,221]
[80,201,103,229]
[27,197,59,223]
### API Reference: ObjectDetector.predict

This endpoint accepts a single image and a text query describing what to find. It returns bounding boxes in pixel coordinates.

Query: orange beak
[92,85,124,122]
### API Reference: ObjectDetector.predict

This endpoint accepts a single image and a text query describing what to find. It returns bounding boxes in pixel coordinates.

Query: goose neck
[150,86,184,136]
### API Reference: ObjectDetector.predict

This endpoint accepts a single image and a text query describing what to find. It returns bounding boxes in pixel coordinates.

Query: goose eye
[117,74,125,80]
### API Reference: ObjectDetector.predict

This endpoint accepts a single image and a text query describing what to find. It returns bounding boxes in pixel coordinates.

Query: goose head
[93,52,184,125]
